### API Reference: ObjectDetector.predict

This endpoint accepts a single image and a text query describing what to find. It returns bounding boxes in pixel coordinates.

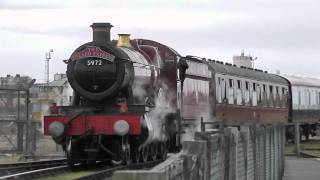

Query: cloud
[0,0,222,10]
[0,26,89,39]
[130,19,320,52]
[0,1,62,10]
[1,0,320,80]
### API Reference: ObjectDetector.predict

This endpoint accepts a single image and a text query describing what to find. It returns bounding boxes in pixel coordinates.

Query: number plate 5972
[86,59,104,66]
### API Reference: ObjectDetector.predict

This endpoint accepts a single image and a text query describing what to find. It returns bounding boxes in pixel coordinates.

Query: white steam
[147,87,176,141]
[181,121,201,142]
[132,78,148,103]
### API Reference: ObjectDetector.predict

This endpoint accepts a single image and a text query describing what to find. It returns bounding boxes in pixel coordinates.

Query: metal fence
[192,124,285,180]
[0,87,37,154]
[0,83,66,158]
[112,124,285,180]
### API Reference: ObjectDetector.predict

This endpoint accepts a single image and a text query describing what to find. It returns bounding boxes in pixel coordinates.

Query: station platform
[283,156,320,180]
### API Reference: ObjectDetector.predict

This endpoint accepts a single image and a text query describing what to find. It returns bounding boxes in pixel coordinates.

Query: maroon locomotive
[43,22,290,165]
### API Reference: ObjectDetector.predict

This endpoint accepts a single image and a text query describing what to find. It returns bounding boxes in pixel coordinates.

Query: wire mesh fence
[194,124,285,180]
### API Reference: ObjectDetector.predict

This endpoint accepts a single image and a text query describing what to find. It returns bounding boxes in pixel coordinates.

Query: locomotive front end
[66,23,133,102]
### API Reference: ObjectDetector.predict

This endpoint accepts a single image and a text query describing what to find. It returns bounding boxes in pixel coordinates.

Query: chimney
[90,22,113,43]
[117,34,132,47]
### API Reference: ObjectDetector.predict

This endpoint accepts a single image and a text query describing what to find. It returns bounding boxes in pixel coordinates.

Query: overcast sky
[1,0,320,82]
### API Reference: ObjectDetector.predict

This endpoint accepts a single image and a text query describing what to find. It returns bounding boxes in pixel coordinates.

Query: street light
[251,56,258,69]
[45,49,54,85]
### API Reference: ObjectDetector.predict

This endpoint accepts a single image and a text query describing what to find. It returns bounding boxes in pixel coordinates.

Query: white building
[30,73,73,125]
[233,51,255,68]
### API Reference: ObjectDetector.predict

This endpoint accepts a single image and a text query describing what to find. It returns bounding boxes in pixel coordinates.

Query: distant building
[53,73,67,82]
[30,73,73,124]
[233,51,256,68]
[0,74,35,89]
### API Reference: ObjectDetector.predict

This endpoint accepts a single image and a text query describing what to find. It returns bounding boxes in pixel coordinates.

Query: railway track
[0,165,70,180]
[0,159,67,177]
[74,160,163,180]
[0,159,162,180]
[301,152,320,158]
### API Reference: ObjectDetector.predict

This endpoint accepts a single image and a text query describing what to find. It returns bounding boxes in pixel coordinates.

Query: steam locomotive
[44,23,182,165]
[43,22,318,165]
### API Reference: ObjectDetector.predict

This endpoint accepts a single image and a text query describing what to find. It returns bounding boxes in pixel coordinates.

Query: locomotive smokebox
[91,22,113,43]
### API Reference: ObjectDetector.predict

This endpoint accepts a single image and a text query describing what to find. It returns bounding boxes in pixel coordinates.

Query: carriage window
[307,90,311,105]
[237,80,241,89]
[298,91,301,105]
[216,77,222,103]
[229,79,233,87]
[228,79,234,104]
[281,87,287,107]
[252,82,258,106]
[257,84,262,102]
[236,80,242,105]
[244,81,250,105]
[269,85,274,107]
[221,78,227,102]
[245,81,249,90]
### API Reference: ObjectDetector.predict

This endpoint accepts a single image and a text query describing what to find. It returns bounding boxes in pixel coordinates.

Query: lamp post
[45,49,54,85]
[44,49,53,103]
[251,57,258,69]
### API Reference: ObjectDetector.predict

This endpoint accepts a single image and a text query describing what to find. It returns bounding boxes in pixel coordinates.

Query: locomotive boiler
[44,23,179,165]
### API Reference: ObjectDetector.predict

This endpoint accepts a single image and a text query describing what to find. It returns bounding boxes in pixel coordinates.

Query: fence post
[294,121,300,157]
[182,140,207,180]
[229,127,239,180]
[259,125,264,180]
[241,126,252,180]
[195,132,211,180]
[224,128,231,180]
[281,125,286,177]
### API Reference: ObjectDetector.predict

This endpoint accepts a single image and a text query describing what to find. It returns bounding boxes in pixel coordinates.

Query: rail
[74,160,163,180]
[0,159,67,177]
[0,159,162,180]
[0,165,70,180]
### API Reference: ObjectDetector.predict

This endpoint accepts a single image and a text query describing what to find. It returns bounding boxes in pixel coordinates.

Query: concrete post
[17,90,23,153]
[182,140,207,180]
[294,121,300,157]
[25,90,30,154]
[228,127,238,180]
[240,126,250,180]
[195,132,217,180]
[223,128,231,180]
